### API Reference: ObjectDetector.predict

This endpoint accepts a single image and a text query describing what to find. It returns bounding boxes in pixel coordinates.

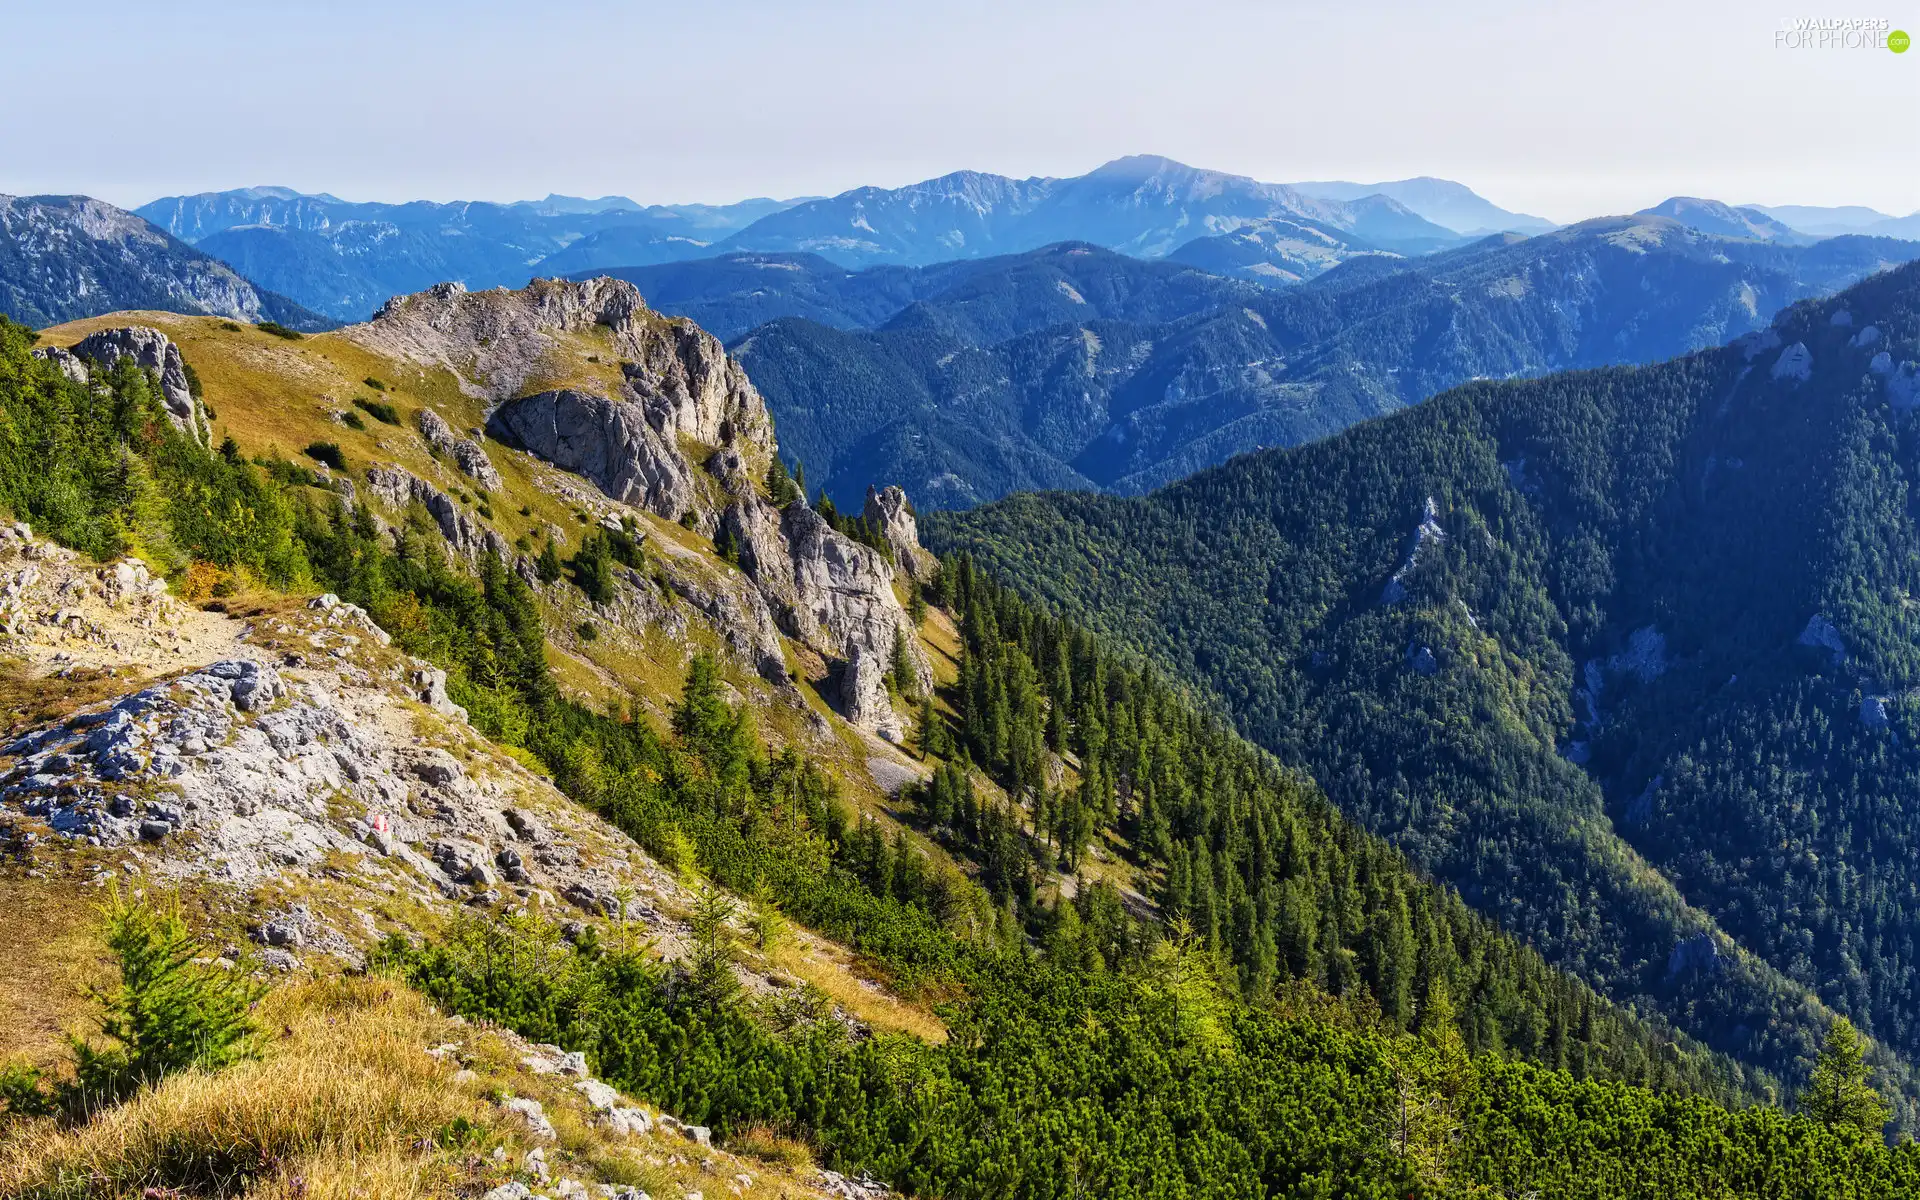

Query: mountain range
[1290,176,1556,236]
[133,187,798,322]
[597,219,1920,508]
[126,161,1920,331]
[133,158,1539,321]
[928,256,1920,1121]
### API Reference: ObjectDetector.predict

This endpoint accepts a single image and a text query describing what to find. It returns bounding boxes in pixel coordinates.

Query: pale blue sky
[5,0,1916,222]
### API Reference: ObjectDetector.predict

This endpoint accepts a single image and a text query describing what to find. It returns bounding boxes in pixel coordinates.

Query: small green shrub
[256,321,303,340]
[354,396,401,426]
[577,621,598,642]
[339,409,366,431]
[303,442,346,471]
[363,376,386,391]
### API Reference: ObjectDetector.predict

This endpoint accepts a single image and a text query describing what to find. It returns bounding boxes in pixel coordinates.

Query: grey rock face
[351,277,772,462]
[1667,932,1722,977]
[69,326,206,444]
[1798,613,1847,665]
[617,320,773,454]
[726,495,931,697]
[1863,695,1893,730]
[1382,497,1444,605]
[1406,643,1438,676]
[488,389,696,523]
[660,563,791,686]
[1771,341,1813,382]
[863,485,936,583]
[30,345,89,385]
[417,408,502,490]
[840,643,904,742]
[363,465,507,560]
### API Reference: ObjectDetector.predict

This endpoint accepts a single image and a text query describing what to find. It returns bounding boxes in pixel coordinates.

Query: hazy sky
[5,0,1916,222]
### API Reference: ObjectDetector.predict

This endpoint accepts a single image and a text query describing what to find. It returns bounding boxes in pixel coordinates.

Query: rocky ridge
[343,278,930,736]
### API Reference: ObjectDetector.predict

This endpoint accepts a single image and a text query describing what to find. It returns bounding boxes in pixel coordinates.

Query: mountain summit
[710,155,1461,267]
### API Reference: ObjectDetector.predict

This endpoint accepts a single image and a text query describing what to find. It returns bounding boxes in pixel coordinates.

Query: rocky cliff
[343,277,929,735]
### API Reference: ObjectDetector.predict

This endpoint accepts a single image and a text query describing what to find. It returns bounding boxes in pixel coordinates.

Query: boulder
[500,1095,556,1140]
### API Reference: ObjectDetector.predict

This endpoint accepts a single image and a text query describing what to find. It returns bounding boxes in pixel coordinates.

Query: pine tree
[891,632,920,701]
[536,536,563,584]
[917,696,939,760]
[764,457,800,507]
[569,533,616,604]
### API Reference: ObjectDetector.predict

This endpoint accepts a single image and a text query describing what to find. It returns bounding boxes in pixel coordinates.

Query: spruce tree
[536,536,563,584]
[1801,1017,1890,1135]
[69,888,263,1106]
[685,884,740,1008]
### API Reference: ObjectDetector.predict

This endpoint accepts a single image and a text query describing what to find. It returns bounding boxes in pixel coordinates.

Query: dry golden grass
[0,660,148,744]
[772,939,948,1045]
[0,976,497,1199]
[728,1122,816,1170]
[0,871,106,1067]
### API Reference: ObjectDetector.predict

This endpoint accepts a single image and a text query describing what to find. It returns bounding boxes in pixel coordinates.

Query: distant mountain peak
[1291,177,1556,236]
[1636,197,1807,243]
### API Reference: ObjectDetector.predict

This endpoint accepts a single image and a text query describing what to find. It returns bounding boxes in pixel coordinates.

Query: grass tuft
[0,977,494,1198]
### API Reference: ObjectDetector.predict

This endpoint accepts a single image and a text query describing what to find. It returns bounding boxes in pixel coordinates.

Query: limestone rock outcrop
[721,490,931,731]
[61,326,206,444]
[30,344,88,385]
[1382,496,1444,605]
[488,388,698,523]
[417,407,502,490]
[840,643,905,743]
[726,497,928,684]
[863,485,937,583]
[364,465,507,560]
[349,277,773,470]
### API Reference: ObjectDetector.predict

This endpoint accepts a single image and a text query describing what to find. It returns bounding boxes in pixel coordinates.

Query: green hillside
[928,258,1920,1126]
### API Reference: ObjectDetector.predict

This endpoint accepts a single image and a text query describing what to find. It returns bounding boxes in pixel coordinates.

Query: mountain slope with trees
[928,257,1920,1123]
